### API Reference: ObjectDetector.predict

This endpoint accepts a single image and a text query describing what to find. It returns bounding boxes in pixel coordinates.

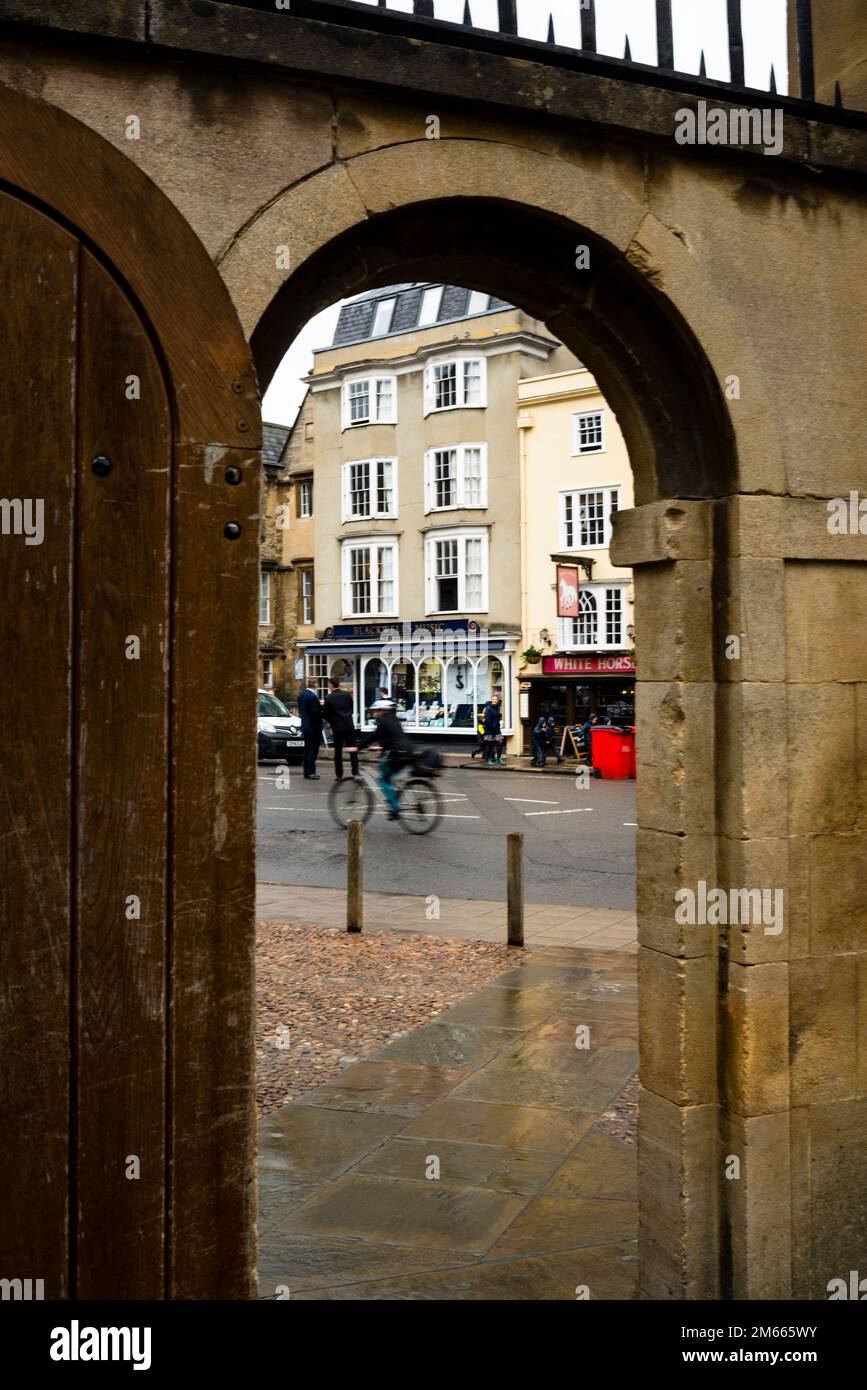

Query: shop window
[445,658,475,728]
[330,658,355,695]
[476,656,505,728]
[390,661,416,724]
[306,654,329,702]
[363,658,389,722]
[417,660,445,728]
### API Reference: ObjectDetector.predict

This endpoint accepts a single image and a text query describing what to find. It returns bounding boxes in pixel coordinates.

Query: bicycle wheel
[328,776,374,828]
[398,778,442,835]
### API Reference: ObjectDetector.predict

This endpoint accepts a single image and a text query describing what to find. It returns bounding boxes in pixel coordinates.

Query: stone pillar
[614,494,867,1301]
[612,499,720,1299]
[719,496,867,1300]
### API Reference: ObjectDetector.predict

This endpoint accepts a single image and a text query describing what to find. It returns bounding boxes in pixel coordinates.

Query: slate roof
[262,422,290,469]
[332,282,514,348]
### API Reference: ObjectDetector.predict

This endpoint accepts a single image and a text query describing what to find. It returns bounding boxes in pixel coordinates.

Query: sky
[262,0,788,427]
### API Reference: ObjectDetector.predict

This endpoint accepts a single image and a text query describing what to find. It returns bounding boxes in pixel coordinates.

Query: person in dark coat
[323,676,359,779]
[483,694,505,766]
[532,715,548,767]
[298,679,324,780]
[545,715,563,764]
[356,699,415,818]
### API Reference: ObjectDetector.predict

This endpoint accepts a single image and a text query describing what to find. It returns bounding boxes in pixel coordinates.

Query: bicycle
[328,759,443,835]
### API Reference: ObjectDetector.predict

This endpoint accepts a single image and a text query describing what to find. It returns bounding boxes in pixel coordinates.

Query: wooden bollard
[507,831,524,947]
[347,819,363,933]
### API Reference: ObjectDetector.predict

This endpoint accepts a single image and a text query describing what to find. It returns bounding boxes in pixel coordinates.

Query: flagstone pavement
[257,943,639,1300]
[256,882,638,949]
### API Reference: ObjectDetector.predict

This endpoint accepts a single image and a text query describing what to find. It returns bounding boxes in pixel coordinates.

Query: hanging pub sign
[556,565,580,618]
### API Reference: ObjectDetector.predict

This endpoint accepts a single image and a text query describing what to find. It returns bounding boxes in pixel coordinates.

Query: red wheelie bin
[591,726,635,779]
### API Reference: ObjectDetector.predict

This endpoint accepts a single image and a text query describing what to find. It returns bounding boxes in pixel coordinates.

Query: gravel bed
[256,921,526,1116]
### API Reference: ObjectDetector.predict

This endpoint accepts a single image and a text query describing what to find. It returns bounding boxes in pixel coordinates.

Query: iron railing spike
[547,14,555,46]
[497,0,518,36]
[835,80,843,108]
[796,0,815,101]
[727,0,745,86]
[623,35,632,63]
[463,1,472,26]
[699,48,707,79]
[655,0,674,71]
[769,63,777,95]
[581,0,597,54]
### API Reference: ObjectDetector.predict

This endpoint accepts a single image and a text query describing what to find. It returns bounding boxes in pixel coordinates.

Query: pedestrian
[323,676,359,779]
[298,677,324,780]
[581,712,600,761]
[483,694,505,766]
[545,715,563,764]
[532,714,547,767]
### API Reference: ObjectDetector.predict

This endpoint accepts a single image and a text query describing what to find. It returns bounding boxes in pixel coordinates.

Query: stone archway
[223,142,752,1299]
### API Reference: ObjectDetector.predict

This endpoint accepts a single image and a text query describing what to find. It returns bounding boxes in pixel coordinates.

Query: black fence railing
[219,0,842,111]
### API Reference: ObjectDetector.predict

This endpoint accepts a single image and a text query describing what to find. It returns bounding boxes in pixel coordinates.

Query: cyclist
[356,698,416,820]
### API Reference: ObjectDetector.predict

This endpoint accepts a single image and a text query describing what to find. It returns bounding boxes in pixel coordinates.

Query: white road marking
[504,797,560,805]
[623,822,638,827]
[524,808,593,817]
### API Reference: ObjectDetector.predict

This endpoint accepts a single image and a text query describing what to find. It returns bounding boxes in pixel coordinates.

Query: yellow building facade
[517,368,635,751]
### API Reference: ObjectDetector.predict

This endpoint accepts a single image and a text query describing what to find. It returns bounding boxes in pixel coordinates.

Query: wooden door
[0,94,260,1298]
[0,190,171,1298]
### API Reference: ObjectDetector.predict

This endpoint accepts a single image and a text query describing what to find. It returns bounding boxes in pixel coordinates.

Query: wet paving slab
[257,942,638,1300]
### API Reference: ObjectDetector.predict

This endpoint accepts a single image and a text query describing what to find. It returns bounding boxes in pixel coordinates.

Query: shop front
[522,652,636,754]
[303,620,515,738]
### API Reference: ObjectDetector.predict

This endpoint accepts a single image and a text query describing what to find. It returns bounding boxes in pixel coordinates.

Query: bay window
[425,529,488,614]
[424,356,486,414]
[341,539,399,618]
[342,458,397,521]
[341,374,397,429]
[424,445,487,512]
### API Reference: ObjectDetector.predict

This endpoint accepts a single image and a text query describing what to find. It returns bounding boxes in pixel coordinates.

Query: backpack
[414,748,442,777]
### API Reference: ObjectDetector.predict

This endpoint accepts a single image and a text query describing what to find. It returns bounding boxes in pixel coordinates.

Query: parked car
[257,689,304,762]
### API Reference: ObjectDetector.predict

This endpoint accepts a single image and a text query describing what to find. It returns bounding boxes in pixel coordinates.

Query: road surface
[257,761,637,909]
